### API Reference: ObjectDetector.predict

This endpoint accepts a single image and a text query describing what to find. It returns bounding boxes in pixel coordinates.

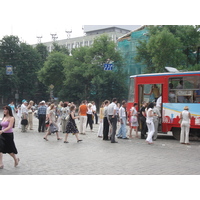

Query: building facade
[33,25,140,53]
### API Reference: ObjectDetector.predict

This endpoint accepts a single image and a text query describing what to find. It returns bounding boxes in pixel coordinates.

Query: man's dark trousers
[38,114,46,132]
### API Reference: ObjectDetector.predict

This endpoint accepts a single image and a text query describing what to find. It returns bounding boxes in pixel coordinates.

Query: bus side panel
[162,103,200,132]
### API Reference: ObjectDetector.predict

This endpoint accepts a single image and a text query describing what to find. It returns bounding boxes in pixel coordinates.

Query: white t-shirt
[156,96,162,107]
[107,102,117,116]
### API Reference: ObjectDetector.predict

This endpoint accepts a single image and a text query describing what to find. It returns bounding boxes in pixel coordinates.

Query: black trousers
[38,114,46,132]
[86,114,93,130]
[103,117,109,140]
[140,117,148,138]
[109,115,117,142]
[93,112,98,124]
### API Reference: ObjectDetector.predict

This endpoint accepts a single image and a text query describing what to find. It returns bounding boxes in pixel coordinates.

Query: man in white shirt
[117,101,128,139]
[156,95,162,112]
[21,100,28,132]
[107,98,118,143]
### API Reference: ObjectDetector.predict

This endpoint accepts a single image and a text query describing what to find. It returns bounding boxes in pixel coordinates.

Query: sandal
[57,138,62,140]
[77,140,82,143]
[43,137,48,141]
[64,141,69,143]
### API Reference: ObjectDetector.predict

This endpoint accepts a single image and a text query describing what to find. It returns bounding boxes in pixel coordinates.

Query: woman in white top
[180,106,191,145]
[86,103,94,131]
[146,102,155,144]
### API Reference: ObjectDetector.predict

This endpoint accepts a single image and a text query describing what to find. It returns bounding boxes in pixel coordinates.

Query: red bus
[127,70,200,140]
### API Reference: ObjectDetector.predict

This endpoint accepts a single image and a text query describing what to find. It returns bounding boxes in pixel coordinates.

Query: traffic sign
[6,65,13,75]
[104,64,113,71]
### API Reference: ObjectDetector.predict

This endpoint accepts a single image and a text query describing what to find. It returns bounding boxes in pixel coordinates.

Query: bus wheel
[172,127,181,140]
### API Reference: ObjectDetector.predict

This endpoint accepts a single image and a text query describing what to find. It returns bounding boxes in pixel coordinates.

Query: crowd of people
[0,96,192,169]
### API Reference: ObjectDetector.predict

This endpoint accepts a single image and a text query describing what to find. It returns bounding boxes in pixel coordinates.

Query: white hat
[41,100,45,104]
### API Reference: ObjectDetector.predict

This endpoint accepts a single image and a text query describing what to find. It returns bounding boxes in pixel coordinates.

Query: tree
[52,42,70,55]
[0,35,45,103]
[35,43,49,63]
[62,35,127,105]
[136,25,200,73]
[147,28,185,72]
[37,34,127,105]
[37,51,66,97]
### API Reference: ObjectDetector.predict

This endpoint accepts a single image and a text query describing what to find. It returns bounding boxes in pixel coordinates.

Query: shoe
[77,140,82,143]
[122,137,129,139]
[43,137,48,141]
[185,143,190,145]
[64,141,69,143]
[180,142,185,144]
[0,165,4,169]
[117,136,122,139]
[111,141,118,143]
[57,138,62,140]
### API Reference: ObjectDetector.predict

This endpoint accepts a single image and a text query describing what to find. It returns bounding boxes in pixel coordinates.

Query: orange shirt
[79,104,87,116]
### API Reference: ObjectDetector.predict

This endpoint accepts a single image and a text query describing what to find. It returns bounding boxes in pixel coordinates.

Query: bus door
[138,84,163,132]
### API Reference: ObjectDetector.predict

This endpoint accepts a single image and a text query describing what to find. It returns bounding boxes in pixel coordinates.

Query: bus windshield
[128,78,135,102]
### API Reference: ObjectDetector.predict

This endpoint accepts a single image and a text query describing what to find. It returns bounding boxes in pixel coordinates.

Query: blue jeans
[117,117,127,138]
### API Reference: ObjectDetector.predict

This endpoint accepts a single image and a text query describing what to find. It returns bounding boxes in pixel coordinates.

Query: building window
[84,41,88,46]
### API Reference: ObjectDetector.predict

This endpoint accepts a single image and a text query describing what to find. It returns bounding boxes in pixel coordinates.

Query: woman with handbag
[180,106,191,145]
[43,104,62,141]
[129,103,139,138]
[0,106,19,169]
[61,102,70,133]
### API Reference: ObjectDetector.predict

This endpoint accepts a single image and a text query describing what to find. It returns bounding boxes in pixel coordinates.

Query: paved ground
[1,112,200,175]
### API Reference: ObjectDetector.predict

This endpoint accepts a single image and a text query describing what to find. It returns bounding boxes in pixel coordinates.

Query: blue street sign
[6,65,13,75]
[104,64,113,71]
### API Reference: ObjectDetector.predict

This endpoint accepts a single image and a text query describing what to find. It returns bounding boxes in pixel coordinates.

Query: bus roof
[130,71,200,78]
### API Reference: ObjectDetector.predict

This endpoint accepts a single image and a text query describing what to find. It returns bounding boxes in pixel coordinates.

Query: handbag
[49,123,58,133]
[21,119,28,125]
[0,135,5,152]
[131,116,137,123]
[65,115,70,122]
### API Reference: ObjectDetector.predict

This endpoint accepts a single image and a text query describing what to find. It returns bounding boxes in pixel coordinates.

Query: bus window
[168,76,200,103]
[128,78,135,102]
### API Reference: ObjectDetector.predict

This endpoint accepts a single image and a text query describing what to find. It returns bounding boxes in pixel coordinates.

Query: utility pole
[50,33,58,42]
[65,29,72,39]
[36,36,42,43]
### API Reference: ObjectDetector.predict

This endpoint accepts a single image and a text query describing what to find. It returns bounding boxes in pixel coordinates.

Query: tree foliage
[135,25,200,73]
[0,35,49,103]
[38,35,127,105]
